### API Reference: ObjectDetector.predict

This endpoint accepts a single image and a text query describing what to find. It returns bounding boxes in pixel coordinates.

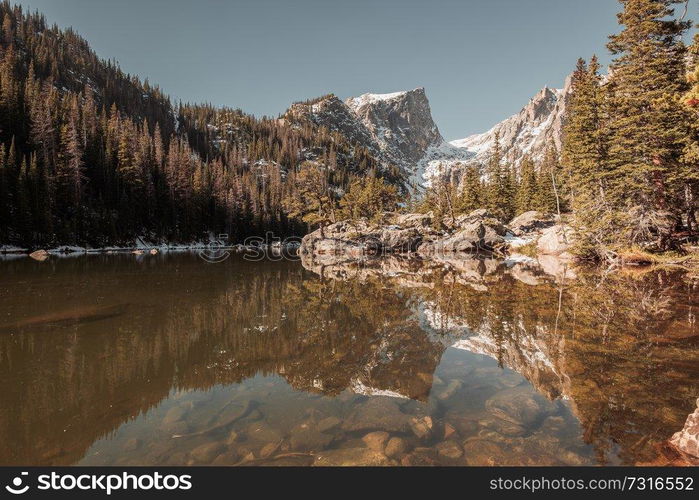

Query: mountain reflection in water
[0,253,697,466]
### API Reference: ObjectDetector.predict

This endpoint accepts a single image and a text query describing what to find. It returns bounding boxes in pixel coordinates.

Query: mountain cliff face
[285,79,572,187]
[344,88,476,186]
[285,94,382,157]
[286,88,473,186]
[345,88,443,170]
[451,76,573,166]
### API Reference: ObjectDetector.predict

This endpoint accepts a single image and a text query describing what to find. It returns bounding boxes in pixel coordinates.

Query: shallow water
[0,253,697,466]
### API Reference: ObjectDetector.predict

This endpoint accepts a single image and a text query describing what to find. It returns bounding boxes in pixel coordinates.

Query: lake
[0,252,697,466]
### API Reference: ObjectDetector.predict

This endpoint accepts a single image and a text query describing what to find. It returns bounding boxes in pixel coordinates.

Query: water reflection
[0,253,697,465]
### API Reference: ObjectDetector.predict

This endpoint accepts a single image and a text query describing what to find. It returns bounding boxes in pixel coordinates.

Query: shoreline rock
[29,249,49,262]
[670,398,699,459]
[300,210,567,262]
[536,224,575,258]
[509,211,556,236]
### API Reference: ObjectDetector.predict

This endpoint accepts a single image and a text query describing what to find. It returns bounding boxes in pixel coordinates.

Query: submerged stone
[342,398,411,433]
[361,431,390,452]
[409,416,434,440]
[189,442,225,463]
[436,440,464,459]
[289,428,333,452]
[316,416,342,433]
[313,448,392,466]
[485,387,556,428]
[384,436,409,458]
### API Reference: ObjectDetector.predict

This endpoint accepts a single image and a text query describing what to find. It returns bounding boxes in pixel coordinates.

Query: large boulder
[300,220,372,257]
[392,212,433,229]
[418,221,505,255]
[378,226,423,253]
[485,386,558,428]
[457,208,497,222]
[536,224,574,257]
[508,211,556,236]
[454,209,508,236]
[342,398,412,433]
[299,219,422,257]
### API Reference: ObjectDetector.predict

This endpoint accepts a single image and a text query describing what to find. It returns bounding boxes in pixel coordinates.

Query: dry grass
[617,246,694,268]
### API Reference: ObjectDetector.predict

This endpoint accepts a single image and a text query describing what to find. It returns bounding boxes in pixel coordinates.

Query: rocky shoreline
[1,240,302,261]
[300,209,574,266]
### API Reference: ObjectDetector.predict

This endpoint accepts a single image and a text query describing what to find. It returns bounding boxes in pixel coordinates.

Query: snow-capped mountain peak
[283,77,572,188]
[450,76,572,167]
[345,89,413,109]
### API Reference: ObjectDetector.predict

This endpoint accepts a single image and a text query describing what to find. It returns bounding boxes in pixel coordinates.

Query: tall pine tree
[605,0,690,246]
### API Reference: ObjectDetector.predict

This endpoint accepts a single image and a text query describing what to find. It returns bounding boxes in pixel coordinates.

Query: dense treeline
[0,2,396,247]
[420,133,565,226]
[562,0,699,259]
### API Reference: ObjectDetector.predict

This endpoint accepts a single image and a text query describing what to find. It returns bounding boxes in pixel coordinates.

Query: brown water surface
[0,253,697,466]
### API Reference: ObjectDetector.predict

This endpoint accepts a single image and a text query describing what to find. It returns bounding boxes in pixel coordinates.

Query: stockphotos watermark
[196,228,502,264]
[197,233,303,263]
[4,470,192,495]
[199,225,506,264]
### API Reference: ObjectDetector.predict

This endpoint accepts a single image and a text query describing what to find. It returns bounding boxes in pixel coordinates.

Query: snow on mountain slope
[346,87,478,187]
[345,87,443,179]
[450,76,573,167]
[285,94,381,157]
[345,90,412,107]
[283,78,571,188]
[415,141,475,187]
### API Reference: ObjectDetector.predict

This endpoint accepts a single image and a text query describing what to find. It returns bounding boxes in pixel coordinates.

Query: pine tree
[56,114,84,209]
[117,121,140,189]
[0,144,9,241]
[15,156,32,241]
[680,33,699,231]
[605,0,690,246]
[562,57,615,256]
[483,133,514,220]
[1,12,13,45]
[502,163,518,221]
[515,155,538,214]
[284,162,337,232]
[456,165,483,214]
[339,176,399,221]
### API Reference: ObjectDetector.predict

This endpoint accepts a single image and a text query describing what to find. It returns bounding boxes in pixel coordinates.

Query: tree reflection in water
[0,253,696,465]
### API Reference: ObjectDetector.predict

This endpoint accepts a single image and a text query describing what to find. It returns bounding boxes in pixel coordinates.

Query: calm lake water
[0,253,697,466]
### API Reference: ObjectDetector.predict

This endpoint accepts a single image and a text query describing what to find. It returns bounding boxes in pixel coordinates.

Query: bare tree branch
[680,0,690,21]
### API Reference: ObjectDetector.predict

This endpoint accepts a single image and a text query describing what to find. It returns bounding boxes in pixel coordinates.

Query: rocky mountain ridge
[286,78,572,187]
[284,88,474,187]
[451,75,573,167]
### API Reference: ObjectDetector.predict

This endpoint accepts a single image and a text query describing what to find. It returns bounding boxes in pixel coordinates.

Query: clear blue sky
[13,0,697,140]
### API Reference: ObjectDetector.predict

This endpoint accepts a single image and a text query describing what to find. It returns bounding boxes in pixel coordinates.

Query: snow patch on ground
[0,245,28,254]
[409,140,476,188]
[2,237,299,258]
[504,234,536,248]
[48,246,88,255]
